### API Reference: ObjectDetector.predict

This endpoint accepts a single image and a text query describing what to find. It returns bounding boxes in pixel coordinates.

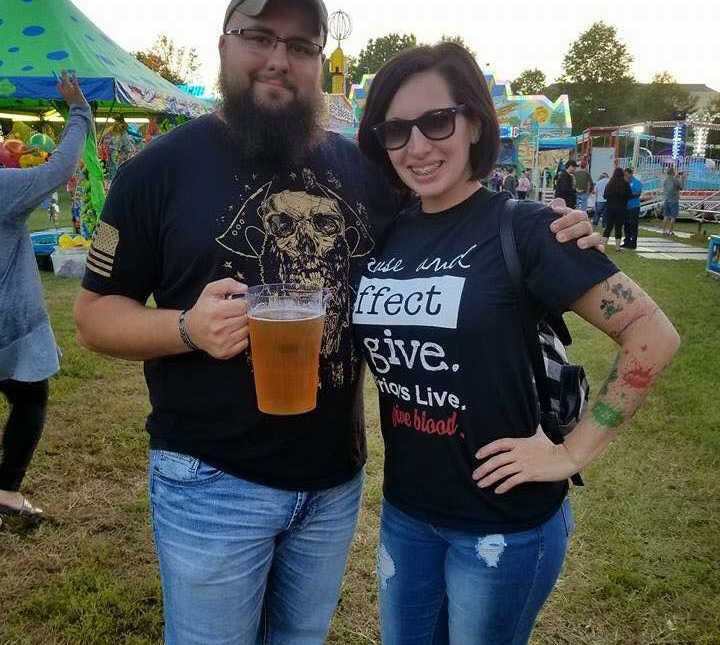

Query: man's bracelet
[178,309,201,352]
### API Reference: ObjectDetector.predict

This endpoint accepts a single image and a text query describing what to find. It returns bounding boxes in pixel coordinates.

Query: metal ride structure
[577,120,720,163]
[328,10,352,46]
[576,119,720,224]
[327,11,352,96]
[322,11,357,139]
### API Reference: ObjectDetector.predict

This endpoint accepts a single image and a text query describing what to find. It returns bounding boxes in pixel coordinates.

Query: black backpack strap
[499,199,554,416]
[499,199,583,486]
[545,311,572,346]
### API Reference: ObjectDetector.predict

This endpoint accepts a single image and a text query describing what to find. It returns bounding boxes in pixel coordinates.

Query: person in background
[517,169,532,200]
[100,116,136,183]
[540,166,552,197]
[662,167,683,237]
[503,166,518,197]
[0,71,92,520]
[555,159,577,208]
[356,42,680,645]
[622,167,642,249]
[574,158,592,212]
[602,167,633,250]
[491,166,503,192]
[67,161,86,235]
[592,171,609,228]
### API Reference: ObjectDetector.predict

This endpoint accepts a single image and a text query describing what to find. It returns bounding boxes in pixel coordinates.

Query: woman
[602,167,632,250]
[0,71,92,519]
[355,43,679,644]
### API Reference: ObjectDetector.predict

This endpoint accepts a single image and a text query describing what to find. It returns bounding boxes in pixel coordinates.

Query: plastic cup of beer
[246,283,331,415]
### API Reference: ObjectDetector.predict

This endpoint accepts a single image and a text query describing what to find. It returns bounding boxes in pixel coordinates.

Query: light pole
[631,125,644,170]
[532,119,541,200]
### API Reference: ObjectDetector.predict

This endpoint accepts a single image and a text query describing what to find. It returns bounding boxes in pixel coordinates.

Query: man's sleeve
[82,163,160,303]
[514,203,619,313]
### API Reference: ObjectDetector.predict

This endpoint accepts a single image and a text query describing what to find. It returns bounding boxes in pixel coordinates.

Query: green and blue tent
[0,0,211,117]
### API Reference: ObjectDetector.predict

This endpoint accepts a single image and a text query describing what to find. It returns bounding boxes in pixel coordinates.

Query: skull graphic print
[216,176,375,387]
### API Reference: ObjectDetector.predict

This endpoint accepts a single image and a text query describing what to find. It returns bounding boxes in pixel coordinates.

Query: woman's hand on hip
[472,426,580,494]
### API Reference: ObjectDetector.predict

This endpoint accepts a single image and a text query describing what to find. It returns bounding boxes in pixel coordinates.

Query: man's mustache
[252,75,296,92]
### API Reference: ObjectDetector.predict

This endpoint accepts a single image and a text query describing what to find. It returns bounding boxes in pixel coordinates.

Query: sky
[71,0,720,94]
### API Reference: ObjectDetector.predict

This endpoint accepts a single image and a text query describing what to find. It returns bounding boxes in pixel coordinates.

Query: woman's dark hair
[358,43,500,187]
[604,167,629,197]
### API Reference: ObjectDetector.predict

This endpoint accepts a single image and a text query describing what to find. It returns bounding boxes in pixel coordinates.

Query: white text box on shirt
[353,276,465,329]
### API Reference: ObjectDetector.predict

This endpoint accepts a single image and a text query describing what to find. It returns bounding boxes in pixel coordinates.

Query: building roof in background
[676,84,719,94]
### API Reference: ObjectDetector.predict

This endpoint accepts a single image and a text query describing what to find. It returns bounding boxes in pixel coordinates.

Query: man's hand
[185,278,249,360]
[56,70,89,109]
[548,198,605,251]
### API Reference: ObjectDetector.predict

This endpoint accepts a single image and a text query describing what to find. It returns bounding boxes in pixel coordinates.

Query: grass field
[2,205,719,644]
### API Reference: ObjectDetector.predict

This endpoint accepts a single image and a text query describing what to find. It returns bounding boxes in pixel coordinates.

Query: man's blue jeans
[592,201,606,227]
[377,497,573,645]
[577,191,589,212]
[149,449,363,645]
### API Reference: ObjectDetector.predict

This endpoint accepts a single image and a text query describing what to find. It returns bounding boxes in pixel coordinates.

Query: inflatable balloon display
[9,122,33,144]
[0,146,15,167]
[0,141,26,168]
[4,139,29,156]
[28,133,56,153]
[19,150,48,168]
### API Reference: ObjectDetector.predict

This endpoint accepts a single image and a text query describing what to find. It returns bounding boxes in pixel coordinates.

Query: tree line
[134,23,720,142]
[512,22,720,139]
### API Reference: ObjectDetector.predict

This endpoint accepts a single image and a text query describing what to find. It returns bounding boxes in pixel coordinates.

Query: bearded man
[73,1,600,643]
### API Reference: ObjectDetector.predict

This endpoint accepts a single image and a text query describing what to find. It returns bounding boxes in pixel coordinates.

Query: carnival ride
[576,120,720,222]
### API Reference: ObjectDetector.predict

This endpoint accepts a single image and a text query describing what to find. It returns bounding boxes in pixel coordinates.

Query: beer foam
[249,308,323,322]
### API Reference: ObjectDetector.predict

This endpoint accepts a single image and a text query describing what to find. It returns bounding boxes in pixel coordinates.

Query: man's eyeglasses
[372,105,469,151]
[224,28,323,61]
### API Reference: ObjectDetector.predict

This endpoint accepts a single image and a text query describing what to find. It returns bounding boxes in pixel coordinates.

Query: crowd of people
[554,158,685,251]
[1,1,681,644]
[488,165,534,198]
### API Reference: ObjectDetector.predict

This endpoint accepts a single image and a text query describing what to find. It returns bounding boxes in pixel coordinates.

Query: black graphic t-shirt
[82,114,398,491]
[353,188,619,532]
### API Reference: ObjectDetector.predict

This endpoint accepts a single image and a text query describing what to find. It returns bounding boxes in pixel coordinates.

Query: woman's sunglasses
[372,105,469,151]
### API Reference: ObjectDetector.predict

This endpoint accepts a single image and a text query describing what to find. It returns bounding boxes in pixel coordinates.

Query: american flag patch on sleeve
[86,221,119,278]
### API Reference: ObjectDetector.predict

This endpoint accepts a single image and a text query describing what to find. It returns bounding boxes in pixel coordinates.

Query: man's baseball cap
[223,0,328,45]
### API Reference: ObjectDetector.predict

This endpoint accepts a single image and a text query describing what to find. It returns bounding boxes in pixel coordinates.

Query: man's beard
[219,69,324,165]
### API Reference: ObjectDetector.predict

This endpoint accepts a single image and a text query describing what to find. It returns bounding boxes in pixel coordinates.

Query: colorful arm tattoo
[600,280,637,320]
[597,355,620,397]
[592,350,657,431]
[591,401,625,429]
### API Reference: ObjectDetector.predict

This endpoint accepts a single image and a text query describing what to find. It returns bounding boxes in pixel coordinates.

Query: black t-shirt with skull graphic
[82,114,398,491]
